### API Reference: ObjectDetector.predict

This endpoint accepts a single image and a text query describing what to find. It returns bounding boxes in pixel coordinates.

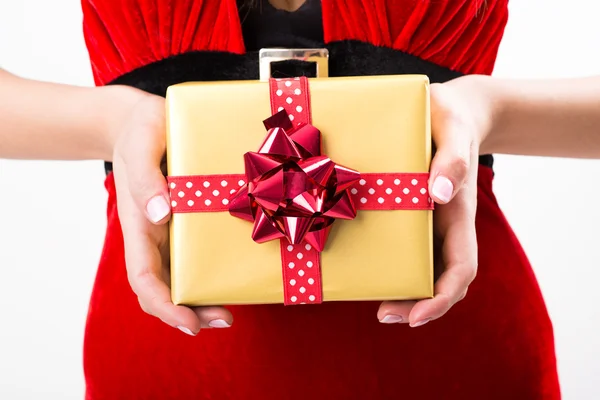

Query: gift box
[166,73,434,306]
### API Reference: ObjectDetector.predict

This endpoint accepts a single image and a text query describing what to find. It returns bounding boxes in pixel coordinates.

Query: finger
[119,96,171,225]
[126,231,203,335]
[192,306,234,329]
[115,171,202,336]
[429,84,473,204]
[408,266,475,326]
[408,210,477,327]
[377,300,417,324]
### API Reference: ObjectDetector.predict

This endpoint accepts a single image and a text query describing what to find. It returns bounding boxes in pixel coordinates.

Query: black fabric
[105,40,494,173]
[239,0,325,51]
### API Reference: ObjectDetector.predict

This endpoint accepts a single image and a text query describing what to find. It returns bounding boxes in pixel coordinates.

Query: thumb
[134,170,171,225]
[117,96,171,225]
[429,138,471,205]
[429,87,473,204]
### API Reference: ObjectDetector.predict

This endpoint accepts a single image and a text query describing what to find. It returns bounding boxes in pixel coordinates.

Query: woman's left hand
[377,75,492,327]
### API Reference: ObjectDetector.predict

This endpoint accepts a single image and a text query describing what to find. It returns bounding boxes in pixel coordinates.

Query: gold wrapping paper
[166,75,433,306]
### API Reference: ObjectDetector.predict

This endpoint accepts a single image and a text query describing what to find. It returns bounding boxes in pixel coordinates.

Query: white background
[1,1,599,399]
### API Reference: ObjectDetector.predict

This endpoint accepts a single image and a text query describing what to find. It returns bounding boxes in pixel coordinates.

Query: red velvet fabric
[82,0,508,85]
[81,1,562,399]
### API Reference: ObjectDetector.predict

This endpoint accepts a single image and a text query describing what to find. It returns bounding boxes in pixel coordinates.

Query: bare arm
[471,74,600,158]
[0,68,234,334]
[380,74,600,326]
[0,68,145,161]
[4,68,599,161]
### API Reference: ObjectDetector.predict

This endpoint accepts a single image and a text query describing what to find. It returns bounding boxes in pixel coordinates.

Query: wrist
[469,75,505,155]
[445,74,500,154]
[97,85,150,161]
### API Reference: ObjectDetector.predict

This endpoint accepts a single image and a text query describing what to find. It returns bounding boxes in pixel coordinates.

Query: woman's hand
[109,88,233,336]
[378,75,492,327]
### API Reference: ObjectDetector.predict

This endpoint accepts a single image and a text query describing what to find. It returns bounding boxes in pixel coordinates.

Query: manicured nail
[208,319,231,328]
[177,326,195,336]
[432,176,453,203]
[410,318,432,328]
[380,315,403,324]
[147,196,170,223]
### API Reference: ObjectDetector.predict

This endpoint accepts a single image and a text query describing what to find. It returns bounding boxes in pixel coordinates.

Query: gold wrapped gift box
[166,74,433,306]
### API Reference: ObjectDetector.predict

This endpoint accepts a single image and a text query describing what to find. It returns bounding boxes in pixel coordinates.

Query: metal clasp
[259,48,329,81]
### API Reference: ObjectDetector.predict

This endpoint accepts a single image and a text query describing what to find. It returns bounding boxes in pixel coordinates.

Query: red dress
[81,1,562,399]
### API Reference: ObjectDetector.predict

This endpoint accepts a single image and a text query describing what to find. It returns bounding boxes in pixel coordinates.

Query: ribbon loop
[228,109,360,251]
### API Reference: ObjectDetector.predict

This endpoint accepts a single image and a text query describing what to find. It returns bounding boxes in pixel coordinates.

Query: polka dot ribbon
[168,173,432,213]
[167,77,433,306]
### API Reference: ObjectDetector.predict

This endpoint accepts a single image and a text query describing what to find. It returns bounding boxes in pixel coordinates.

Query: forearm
[477,75,600,158]
[0,69,143,161]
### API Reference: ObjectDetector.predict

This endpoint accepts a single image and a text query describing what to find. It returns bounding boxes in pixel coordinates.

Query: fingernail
[380,315,403,324]
[432,176,453,203]
[410,318,432,328]
[147,196,170,223]
[208,319,231,328]
[177,326,196,336]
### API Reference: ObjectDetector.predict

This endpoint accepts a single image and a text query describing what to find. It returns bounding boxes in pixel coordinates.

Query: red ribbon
[167,77,433,305]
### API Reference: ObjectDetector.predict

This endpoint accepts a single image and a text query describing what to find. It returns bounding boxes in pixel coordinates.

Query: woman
[2,0,599,398]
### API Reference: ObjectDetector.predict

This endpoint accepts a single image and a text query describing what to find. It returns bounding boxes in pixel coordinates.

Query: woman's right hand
[108,87,233,335]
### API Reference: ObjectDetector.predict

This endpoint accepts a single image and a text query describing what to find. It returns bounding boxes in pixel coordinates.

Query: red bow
[227,110,360,252]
